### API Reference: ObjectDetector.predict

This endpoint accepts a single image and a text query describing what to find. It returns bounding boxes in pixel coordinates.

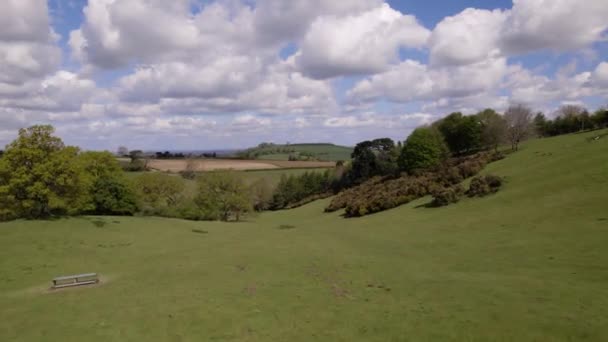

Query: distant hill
[238,143,353,161]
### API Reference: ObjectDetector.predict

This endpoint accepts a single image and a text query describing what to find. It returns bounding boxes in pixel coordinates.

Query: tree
[398,127,448,173]
[349,138,398,183]
[533,112,549,137]
[477,109,507,151]
[436,112,482,155]
[249,179,273,211]
[194,172,251,221]
[0,125,87,219]
[504,104,533,151]
[78,151,137,215]
[134,173,185,208]
[592,108,608,128]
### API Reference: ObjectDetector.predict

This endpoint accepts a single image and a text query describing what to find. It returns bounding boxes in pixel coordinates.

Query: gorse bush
[467,175,503,197]
[327,152,498,217]
[431,185,465,207]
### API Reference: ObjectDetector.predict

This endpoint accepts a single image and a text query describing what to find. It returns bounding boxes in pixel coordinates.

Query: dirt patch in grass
[5,274,116,297]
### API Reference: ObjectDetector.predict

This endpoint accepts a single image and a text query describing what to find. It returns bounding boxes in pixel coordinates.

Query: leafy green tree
[592,108,608,128]
[476,109,507,151]
[134,173,185,209]
[436,112,482,155]
[194,172,251,221]
[349,138,397,183]
[399,127,448,173]
[78,151,137,215]
[533,112,549,137]
[0,125,87,219]
[249,178,273,211]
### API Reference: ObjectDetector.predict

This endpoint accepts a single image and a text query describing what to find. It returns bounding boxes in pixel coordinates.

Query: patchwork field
[147,159,335,172]
[1,130,608,341]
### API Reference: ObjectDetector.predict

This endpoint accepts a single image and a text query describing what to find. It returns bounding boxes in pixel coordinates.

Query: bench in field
[52,273,99,289]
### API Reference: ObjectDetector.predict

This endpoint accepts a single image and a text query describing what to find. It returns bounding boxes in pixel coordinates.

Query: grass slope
[1,130,608,341]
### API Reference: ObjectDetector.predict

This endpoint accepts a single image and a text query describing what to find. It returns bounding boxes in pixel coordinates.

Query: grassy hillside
[241,143,353,161]
[1,130,607,341]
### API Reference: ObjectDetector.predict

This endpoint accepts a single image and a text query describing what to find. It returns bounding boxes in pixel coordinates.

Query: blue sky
[1,0,607,150]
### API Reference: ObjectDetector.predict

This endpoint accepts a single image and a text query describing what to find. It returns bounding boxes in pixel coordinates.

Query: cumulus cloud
[429,8,507,66]
[429,0,608,66]
[253,0,382,45]
[0,0,61,85]
[501,0,608,54]
[297,4,430,79]
[348,57,508,103]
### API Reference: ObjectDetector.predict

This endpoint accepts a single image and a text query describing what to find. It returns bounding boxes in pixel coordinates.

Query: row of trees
[534,106,608,137]
[343,105,533,188]
[0,126,255,221]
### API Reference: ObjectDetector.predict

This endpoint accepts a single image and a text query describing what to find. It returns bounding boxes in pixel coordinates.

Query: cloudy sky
[1,0,607,150]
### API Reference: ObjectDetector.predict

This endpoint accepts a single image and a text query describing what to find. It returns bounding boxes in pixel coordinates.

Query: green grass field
[1,130,608,341]
[245,143,353,161]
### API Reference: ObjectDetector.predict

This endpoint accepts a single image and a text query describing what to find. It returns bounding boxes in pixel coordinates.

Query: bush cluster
[326,152,497,217]
[467,175,503,197]
[431,185,465,207]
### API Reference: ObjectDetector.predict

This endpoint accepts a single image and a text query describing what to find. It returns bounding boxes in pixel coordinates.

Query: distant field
[146,158,335,172]
[243,143,353,161]
[2,130,608,341]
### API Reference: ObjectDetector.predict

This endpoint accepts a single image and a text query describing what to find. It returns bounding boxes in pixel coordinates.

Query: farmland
[1,130,607,341]
[146,158,335,172]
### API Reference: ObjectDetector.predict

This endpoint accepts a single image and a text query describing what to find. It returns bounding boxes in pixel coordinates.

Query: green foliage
[477,109,507,151]
[194,172,252,221]
[349,138,398,184]
[468,174,503,197]
[436,112,482,155]
[328,152,496,216]
[270,170,333,209]
[537,107,608,137]
[133,173,185,211]
[78,151,138,215]
[431,185,465,207]
[249,178,274,211]
[398,127,448,173]
[0,126,88,219]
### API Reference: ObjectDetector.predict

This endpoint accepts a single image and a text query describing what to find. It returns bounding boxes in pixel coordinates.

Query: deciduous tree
[504,104,533,151]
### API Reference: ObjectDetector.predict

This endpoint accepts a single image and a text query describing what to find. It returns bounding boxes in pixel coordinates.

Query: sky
[1,0,607,151]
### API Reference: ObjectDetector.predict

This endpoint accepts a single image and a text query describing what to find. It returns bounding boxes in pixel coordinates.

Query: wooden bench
[52,273,99,289]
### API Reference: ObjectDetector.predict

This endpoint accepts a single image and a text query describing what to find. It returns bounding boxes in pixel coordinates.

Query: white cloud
[297,4,430,79]
[501,0,608,54]
[429,0,608,66]
[592,62,608,88]
[253,0,382,45]
[0,0,60,85]
[429,8,507,66]
[348,57,508,103]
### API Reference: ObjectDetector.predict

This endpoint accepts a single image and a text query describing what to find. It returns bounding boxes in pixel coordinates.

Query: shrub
[327,151,500,217]
[431,185,465,207]
[467,175,503,197]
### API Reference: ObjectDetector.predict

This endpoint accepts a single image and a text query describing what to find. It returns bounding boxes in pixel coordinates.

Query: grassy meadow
[244,143,353,161]
[1,130,608,341]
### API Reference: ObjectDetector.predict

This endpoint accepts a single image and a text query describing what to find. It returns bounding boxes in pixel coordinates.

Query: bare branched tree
[504,104,533,151]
